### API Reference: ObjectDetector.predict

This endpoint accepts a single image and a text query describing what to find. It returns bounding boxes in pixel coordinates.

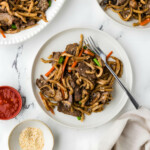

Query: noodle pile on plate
[36,34,123,121]
[100,0,150,26]
[0,0,51,37]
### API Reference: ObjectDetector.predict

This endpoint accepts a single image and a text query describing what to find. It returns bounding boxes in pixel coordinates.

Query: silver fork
[85,36,140,109]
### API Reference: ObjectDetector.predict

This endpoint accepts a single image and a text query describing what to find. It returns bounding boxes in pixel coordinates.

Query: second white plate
[97,0,150,29]
[0,0,65,45]
[31,27,133,128]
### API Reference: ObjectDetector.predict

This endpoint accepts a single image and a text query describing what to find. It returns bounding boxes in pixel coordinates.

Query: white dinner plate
[96,0,150,29]
[31,27,133,129]
[0,0,66,45]
[8,120,54,150]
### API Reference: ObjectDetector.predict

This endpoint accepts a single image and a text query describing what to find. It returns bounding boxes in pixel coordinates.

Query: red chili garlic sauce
[0,88,20,119]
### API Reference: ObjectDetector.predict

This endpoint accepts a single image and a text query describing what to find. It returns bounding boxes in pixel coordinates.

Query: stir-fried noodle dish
[36,34,123,121]
[100,0,150,26]
[0,0,51,36]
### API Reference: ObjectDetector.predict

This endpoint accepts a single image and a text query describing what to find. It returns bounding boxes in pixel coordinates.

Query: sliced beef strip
[69,78,76,88]
[68,95,73,103]
[74,86,82,101]
[64,74,80,102]
[58,101,81,117]
[14,19,23,29]
[66,43,78,56]
[52,52,61,65]
[52,52,61,59]
[15,19,36,29]
[53,90,63,101]
[36,75,47,88]
[68,74,77,89]
[24,20,36,27]
[38,0,49,12]
[77,62,96,82]
[0,13,14,26]
[100,0,116,6]
[116,0,127,5]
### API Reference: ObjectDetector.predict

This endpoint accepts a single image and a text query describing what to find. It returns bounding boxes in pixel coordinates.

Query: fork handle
[105,63,140,109]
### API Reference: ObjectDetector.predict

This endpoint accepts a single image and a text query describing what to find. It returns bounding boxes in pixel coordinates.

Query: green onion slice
[58,56,64,64]
[77,116,81,120]
[11,24,17,29]
[83,46,87,49]
[48,0,52,7]
[93,58,101,67]
[79,101,82,104]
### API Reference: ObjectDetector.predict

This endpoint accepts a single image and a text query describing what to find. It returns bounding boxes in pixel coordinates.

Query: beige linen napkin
[99,107,150,150]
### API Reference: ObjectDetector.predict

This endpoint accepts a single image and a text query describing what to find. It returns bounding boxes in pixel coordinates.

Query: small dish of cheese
[8,120,54,150]
[19,127,44,150]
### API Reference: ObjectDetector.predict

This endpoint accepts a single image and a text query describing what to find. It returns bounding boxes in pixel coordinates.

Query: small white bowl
[8,120,54,150]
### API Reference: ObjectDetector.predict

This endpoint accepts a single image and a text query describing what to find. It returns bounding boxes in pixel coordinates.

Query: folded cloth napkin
[99,107,150,150]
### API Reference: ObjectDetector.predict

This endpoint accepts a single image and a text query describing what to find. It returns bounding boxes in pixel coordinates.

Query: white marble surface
[0,0,150,150]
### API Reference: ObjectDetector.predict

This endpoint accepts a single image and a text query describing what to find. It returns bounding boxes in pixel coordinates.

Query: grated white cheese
[19,127,44,150]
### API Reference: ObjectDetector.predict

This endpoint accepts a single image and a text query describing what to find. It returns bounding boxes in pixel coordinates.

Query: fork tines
[84,36,100,56]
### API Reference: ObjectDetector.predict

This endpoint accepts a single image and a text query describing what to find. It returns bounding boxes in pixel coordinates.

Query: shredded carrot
[39,92,54,114]
[84,49,95,57]
[140,18,150,26]
[39,92,44,99]
[45,66,55,77]
[106,51,113,59]
[78,48,84,57]
[63,56,69,72]
[68,62,78,73]
[49,105,55,114]
[68,48,84,73]
[0,29,6,38]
